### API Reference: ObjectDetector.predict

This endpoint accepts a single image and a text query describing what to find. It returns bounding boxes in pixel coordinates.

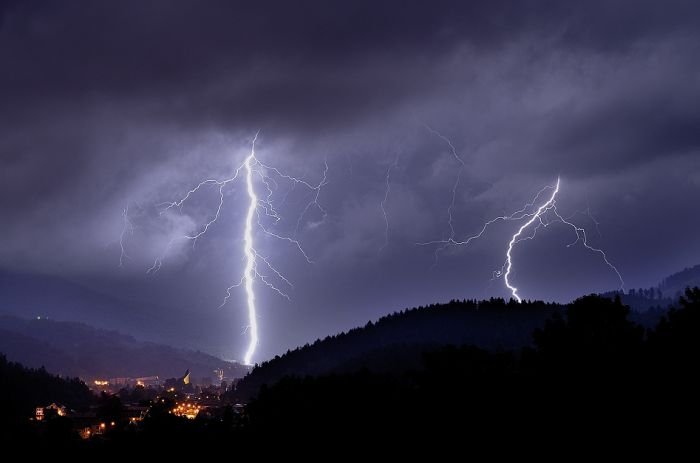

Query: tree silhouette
[533,294,644,376]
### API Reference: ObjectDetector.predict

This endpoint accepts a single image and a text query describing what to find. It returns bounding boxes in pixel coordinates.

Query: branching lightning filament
[146,133,328,365]
[379,153,400,252]
[119,203,134,268]
[424,126,467,266]
[420,177,623,302]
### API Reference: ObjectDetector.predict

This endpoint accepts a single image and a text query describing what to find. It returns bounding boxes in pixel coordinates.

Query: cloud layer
[2,1,699,361]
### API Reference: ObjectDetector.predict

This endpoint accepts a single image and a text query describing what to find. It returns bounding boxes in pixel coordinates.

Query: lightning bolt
[119,203,134,267]
[502,179,561,302]
[420,176,623,302]
[144,132,328,365]
[423,126,467,266]
[496,177,623,302]
[241,144,259,365]
[379,153,400,252]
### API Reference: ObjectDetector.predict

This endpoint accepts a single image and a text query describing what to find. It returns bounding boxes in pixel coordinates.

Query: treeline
[660,263,700,295]
[599,264,700,313]
[232,298,560,400]
[0,355,94,422]
[243,289,700,437]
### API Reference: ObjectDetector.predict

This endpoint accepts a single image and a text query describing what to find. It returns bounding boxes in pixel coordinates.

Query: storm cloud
[2,1,699,361]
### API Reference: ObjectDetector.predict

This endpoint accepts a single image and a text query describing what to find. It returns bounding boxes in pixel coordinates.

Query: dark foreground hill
[238,289,700,439]
[0,315,248,381]
[233,298,561,399]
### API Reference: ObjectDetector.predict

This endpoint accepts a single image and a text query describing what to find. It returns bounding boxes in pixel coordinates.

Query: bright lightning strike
[420,176,623,302]
[241,142,259,365]
[502,179,561,302]
[144,132,328,365]
[496,177,624,302]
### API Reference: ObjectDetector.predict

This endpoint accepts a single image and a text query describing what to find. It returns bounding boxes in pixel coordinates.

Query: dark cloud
[1,1,699,361]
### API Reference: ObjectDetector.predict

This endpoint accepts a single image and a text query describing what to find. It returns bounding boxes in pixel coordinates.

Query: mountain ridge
[0,314,248,381]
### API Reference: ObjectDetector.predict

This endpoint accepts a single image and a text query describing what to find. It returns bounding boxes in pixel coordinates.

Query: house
[35,403,67,420]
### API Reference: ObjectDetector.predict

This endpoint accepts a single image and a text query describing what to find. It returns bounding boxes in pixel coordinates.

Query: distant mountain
[233,298,561,400]
[0,315,248,381]
[0,270,240,358]
[0,270,177,344]
[659,264,700,298]
[599,264,700,321]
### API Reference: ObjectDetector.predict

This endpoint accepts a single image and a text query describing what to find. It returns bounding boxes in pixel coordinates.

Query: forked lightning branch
[133,133,328,365]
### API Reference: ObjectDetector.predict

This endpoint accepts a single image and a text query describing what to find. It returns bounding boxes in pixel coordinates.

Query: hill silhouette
[232,298,560,399]
[0,270,231,355]
[659,264,700,297]
[233,265,700,403]
[597,264,700,327]
[0,354,94,416]
[241,289,700,439]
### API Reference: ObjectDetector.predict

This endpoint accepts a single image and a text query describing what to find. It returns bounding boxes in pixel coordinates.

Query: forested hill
[0,355,94,422]
[233,298,561,399]
[600,263,700,316]
[660,264,700,298]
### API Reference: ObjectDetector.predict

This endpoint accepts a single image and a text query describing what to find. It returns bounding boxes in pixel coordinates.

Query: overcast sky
[2,1,699,363]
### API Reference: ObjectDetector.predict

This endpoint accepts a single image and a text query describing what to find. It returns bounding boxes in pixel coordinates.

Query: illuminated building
[36,403,67,420]
[134,376,161,387]
[172,400,201,419]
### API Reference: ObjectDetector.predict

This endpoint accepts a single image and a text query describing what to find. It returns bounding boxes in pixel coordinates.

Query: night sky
[2,1,699,363]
